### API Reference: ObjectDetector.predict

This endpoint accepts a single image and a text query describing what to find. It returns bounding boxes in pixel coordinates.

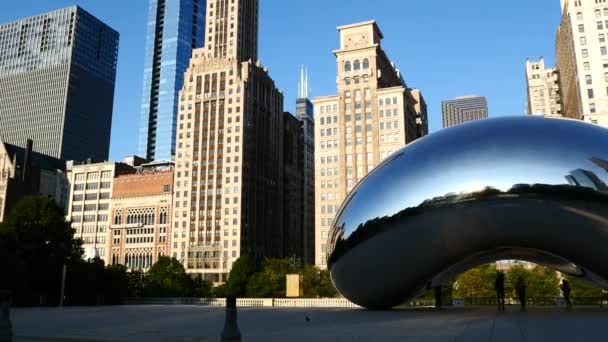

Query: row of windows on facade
[72,192,110,201]
[320,122,401,137]
[578,19,608,34]
[576,7,608,21]
[319,109,402,126]
[74,171,112,181]
[75,225,106,234]
[72,214,108,223]
[344,75,371,86]
[113,212,168,225]
[343,58,371,72]
[72,203,109,212]
[80,236,105,244]
[73,182,111,191]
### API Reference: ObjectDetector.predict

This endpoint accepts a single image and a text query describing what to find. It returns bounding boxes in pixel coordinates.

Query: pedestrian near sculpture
[515,276,527,312]
[560,279,572,310]
[494,272,505,311]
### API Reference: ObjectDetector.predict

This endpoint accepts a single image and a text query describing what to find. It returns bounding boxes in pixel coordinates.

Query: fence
[463,297,608,307]
[123,297,360,308]
[124,296,608,308]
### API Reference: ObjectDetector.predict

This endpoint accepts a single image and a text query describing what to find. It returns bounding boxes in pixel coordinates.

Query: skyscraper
[0,6,119,161]
[557,0,608,126]
[442,96,488,128]
[172,0,287,281]
[410,89,429,137]
[526,58,562,116]
[313,21,423,267]
[296,67,315,264]
[138,0,206,161]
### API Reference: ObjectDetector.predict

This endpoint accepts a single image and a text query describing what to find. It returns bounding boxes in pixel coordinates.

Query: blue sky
[1,0,561,160]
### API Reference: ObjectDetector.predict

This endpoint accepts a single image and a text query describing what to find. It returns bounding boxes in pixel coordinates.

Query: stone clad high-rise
[557,0,608,126]
[313,21,424,267]
[525,58,562,116]
[442,96,488,128]
[172,0,286,281]
[0,6,119,161]
[138,0,207,161]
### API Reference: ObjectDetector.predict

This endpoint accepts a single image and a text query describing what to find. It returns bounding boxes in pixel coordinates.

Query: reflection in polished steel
[328,116,608,309]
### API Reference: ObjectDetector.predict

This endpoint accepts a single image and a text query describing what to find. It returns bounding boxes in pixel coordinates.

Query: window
[599,21,604,30]
[362,58,370,69]
[605,8,608,16]
[577,12,583,20]
[344,61,351,72]
[353,59,361,70]
[586,75,593,85]
[605,73,608,82]
[596,9,602,18]
[579,24,585,33]
[602,46,608,56]
[590,102,597,113]
[601,34,606,43]
[584,62,591,71]
[582,49,589,58]
[588,88,595,99]
[581,36,587,45]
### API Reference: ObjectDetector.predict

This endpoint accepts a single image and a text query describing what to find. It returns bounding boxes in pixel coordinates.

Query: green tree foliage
[225,256,257,296]
[506,265,559,298]
[302,264,338,298]
[565,276,605,298]
[0,196,83,305]
[145,256,201,297]
[246,259,290,298]
[453,263,497,298]
[453,263,561,299]
[225,257,338,298]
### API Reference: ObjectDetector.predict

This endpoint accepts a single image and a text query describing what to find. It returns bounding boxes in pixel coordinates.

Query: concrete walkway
[11,305,608,341]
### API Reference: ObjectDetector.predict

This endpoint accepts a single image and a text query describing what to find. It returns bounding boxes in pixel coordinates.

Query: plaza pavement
[10,305,608,341]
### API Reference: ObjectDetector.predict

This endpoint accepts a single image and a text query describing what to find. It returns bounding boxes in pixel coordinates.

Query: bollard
[0,290,12,342]
[220,295,241,341]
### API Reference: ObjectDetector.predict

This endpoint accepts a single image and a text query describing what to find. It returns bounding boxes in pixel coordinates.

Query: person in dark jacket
[560,279,572,310]
[515,276,527,312]
[494,271,505,311]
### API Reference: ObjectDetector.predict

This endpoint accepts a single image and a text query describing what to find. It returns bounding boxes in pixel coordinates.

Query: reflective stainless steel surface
[328,116,608,309]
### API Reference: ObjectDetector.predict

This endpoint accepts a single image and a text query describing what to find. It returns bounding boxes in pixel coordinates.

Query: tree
[145,256,195,297]
[246,258,290,298]
[0,196,82,305]
[225,256,257,297]
[302,264,338,298]
[453,263,497,298]
[506,265,559,298]
[565,276,605,298]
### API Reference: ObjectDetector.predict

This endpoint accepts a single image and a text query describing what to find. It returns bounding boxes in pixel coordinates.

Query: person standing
[515,276,527,312]
[560,279,572,310]
[494,271,505,311]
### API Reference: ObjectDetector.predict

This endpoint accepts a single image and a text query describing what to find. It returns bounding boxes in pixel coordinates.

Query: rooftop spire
[298,65,310,99]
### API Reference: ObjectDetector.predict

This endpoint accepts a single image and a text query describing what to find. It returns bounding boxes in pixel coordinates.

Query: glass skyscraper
[0,6,119,161]
[138,0,206,161]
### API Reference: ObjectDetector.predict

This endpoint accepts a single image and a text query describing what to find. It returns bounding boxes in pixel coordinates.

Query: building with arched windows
[312,20,427,267]
[109,165,174,271]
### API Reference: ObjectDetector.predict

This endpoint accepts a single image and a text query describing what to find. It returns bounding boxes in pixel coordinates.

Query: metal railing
[462,297,608,307]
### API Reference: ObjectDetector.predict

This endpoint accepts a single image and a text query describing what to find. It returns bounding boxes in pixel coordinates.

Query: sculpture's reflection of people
[494,272,505,311]
[515,276,527,312]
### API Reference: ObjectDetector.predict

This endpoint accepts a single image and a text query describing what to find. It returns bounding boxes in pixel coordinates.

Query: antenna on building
[305,67,309,98]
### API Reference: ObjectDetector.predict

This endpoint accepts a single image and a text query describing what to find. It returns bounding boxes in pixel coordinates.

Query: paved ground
[10,305,608,341]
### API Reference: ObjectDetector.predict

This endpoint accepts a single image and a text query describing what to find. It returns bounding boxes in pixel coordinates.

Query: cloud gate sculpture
[327,116,608,309]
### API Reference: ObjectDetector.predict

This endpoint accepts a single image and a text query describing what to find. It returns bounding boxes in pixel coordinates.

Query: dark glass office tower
[0,6,119,161]
[138,0,206,161]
